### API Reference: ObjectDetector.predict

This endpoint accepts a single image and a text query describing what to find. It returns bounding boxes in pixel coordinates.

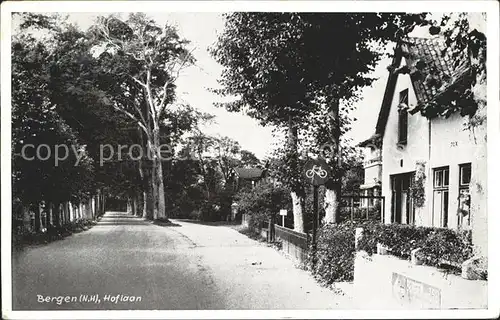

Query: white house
[358,134,382,208]
[360,36,478,230]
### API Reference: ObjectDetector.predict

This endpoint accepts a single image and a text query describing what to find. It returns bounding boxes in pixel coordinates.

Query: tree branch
[130,75,147,88]
[158,47,196,116]
[111,103,150,139]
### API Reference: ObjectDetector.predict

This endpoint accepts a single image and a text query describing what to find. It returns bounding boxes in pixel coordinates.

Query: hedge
[306,221,359,285]
[14,218,98,248]
[307,221,475,285]
[357,223,474,266]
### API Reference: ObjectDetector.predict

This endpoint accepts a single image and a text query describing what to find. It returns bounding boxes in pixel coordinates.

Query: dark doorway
[391,172,415,224]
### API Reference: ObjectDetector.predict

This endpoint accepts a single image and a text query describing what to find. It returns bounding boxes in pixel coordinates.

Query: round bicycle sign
[303,158,331,186]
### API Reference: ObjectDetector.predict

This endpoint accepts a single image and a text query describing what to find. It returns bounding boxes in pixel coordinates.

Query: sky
[60,12,433,160]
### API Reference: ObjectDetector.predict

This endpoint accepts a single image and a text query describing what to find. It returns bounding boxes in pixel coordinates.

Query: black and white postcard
[1,1,499,319]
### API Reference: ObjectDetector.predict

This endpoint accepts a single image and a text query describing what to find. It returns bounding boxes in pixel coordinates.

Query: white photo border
[1,1,499,319]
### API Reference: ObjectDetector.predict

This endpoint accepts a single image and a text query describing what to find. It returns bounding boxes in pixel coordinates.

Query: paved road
[12,212,354,310]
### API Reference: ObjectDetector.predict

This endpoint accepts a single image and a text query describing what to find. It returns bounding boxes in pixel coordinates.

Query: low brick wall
[275,225,309,264]
[353,251,488,309]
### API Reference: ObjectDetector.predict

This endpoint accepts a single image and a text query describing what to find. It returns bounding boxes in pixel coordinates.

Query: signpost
[303,157,331,262]
[279,209,287,227]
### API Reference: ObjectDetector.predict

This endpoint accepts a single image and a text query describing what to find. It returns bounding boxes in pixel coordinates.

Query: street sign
[303,158,331,186]
[303,157,331,261]
[279,209,287,227]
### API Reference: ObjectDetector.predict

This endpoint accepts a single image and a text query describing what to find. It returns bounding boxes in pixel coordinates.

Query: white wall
[381,57,477,228]
[364,163,382,185]
[354,251,488,309]
[429,112,476,229]
[382,58,430,224]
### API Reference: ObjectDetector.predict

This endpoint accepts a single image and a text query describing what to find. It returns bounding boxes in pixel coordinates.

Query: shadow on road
[152,220,182,227]
[97,213,182,227]
[173,219,241,227]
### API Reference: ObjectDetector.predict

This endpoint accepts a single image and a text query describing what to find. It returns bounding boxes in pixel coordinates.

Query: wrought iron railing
[364,156,382,166]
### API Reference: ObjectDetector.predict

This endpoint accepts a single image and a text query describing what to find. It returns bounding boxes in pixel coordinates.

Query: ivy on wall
[410,161,426,208]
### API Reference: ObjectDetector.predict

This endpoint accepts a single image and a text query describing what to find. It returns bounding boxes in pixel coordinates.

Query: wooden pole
[351,197,354,221]
[312,185,319,245]
[312,185,319,267]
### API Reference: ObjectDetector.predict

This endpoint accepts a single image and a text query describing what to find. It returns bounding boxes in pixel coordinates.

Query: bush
[14,218,98,248]
[419,228,473,266]
[235,182,291,232]
[306,220,475,285]
[357,223,474,268]
[306,221,359,284]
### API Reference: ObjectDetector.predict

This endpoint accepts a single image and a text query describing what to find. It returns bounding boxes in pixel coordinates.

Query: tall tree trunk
[127,198,132,214]
[137,158,149,219]
[102,194,107,215]
[64,203,69,225]
[132,195,138,216]
[46,201,53,228]
[288,115,305,233]
[34,203,41,232]
[96,191,100,218]
[86,199,92,219]
[469,71,487,259]
[52,202,61,228]
[144,164,155,220]
[152,128,167,220]
[324,97,341,224]
[142,190,149,218]
[136,189,144,217]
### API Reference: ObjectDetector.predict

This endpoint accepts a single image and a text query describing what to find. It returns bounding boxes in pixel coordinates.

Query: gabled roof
[357,133,382,148]
[404,37,470,107]
[234,167,264,179]
[361,36,470,142]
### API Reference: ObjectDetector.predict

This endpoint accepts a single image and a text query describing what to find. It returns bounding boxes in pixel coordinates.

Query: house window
[391,172,415,225]
[398,89,409,144]
[460,163,471,186]
[433,167,449,227]
[458,163,472,228]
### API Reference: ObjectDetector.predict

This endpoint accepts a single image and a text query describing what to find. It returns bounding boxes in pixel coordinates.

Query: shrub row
[307,221,474,285]
[357,223,474,266]
[14,218,98,247]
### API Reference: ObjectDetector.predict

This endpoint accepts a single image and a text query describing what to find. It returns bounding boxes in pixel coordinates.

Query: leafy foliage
[357,223,474,266]
[12,21,96,205]
[306,221,358,283]
[307,220,474,284]
[212,13,430,226]
[417,13,486,119]
[235,181,291,231]
[12,13,208,223]
[410,161,426,208]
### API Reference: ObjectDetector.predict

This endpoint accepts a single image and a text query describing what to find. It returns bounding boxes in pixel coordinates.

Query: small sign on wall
[391,272,441,309]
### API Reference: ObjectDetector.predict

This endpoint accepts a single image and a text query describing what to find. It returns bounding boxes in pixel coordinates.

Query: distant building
[360,36,479,230]
[358,133,382,208]
[234,167,266,190]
